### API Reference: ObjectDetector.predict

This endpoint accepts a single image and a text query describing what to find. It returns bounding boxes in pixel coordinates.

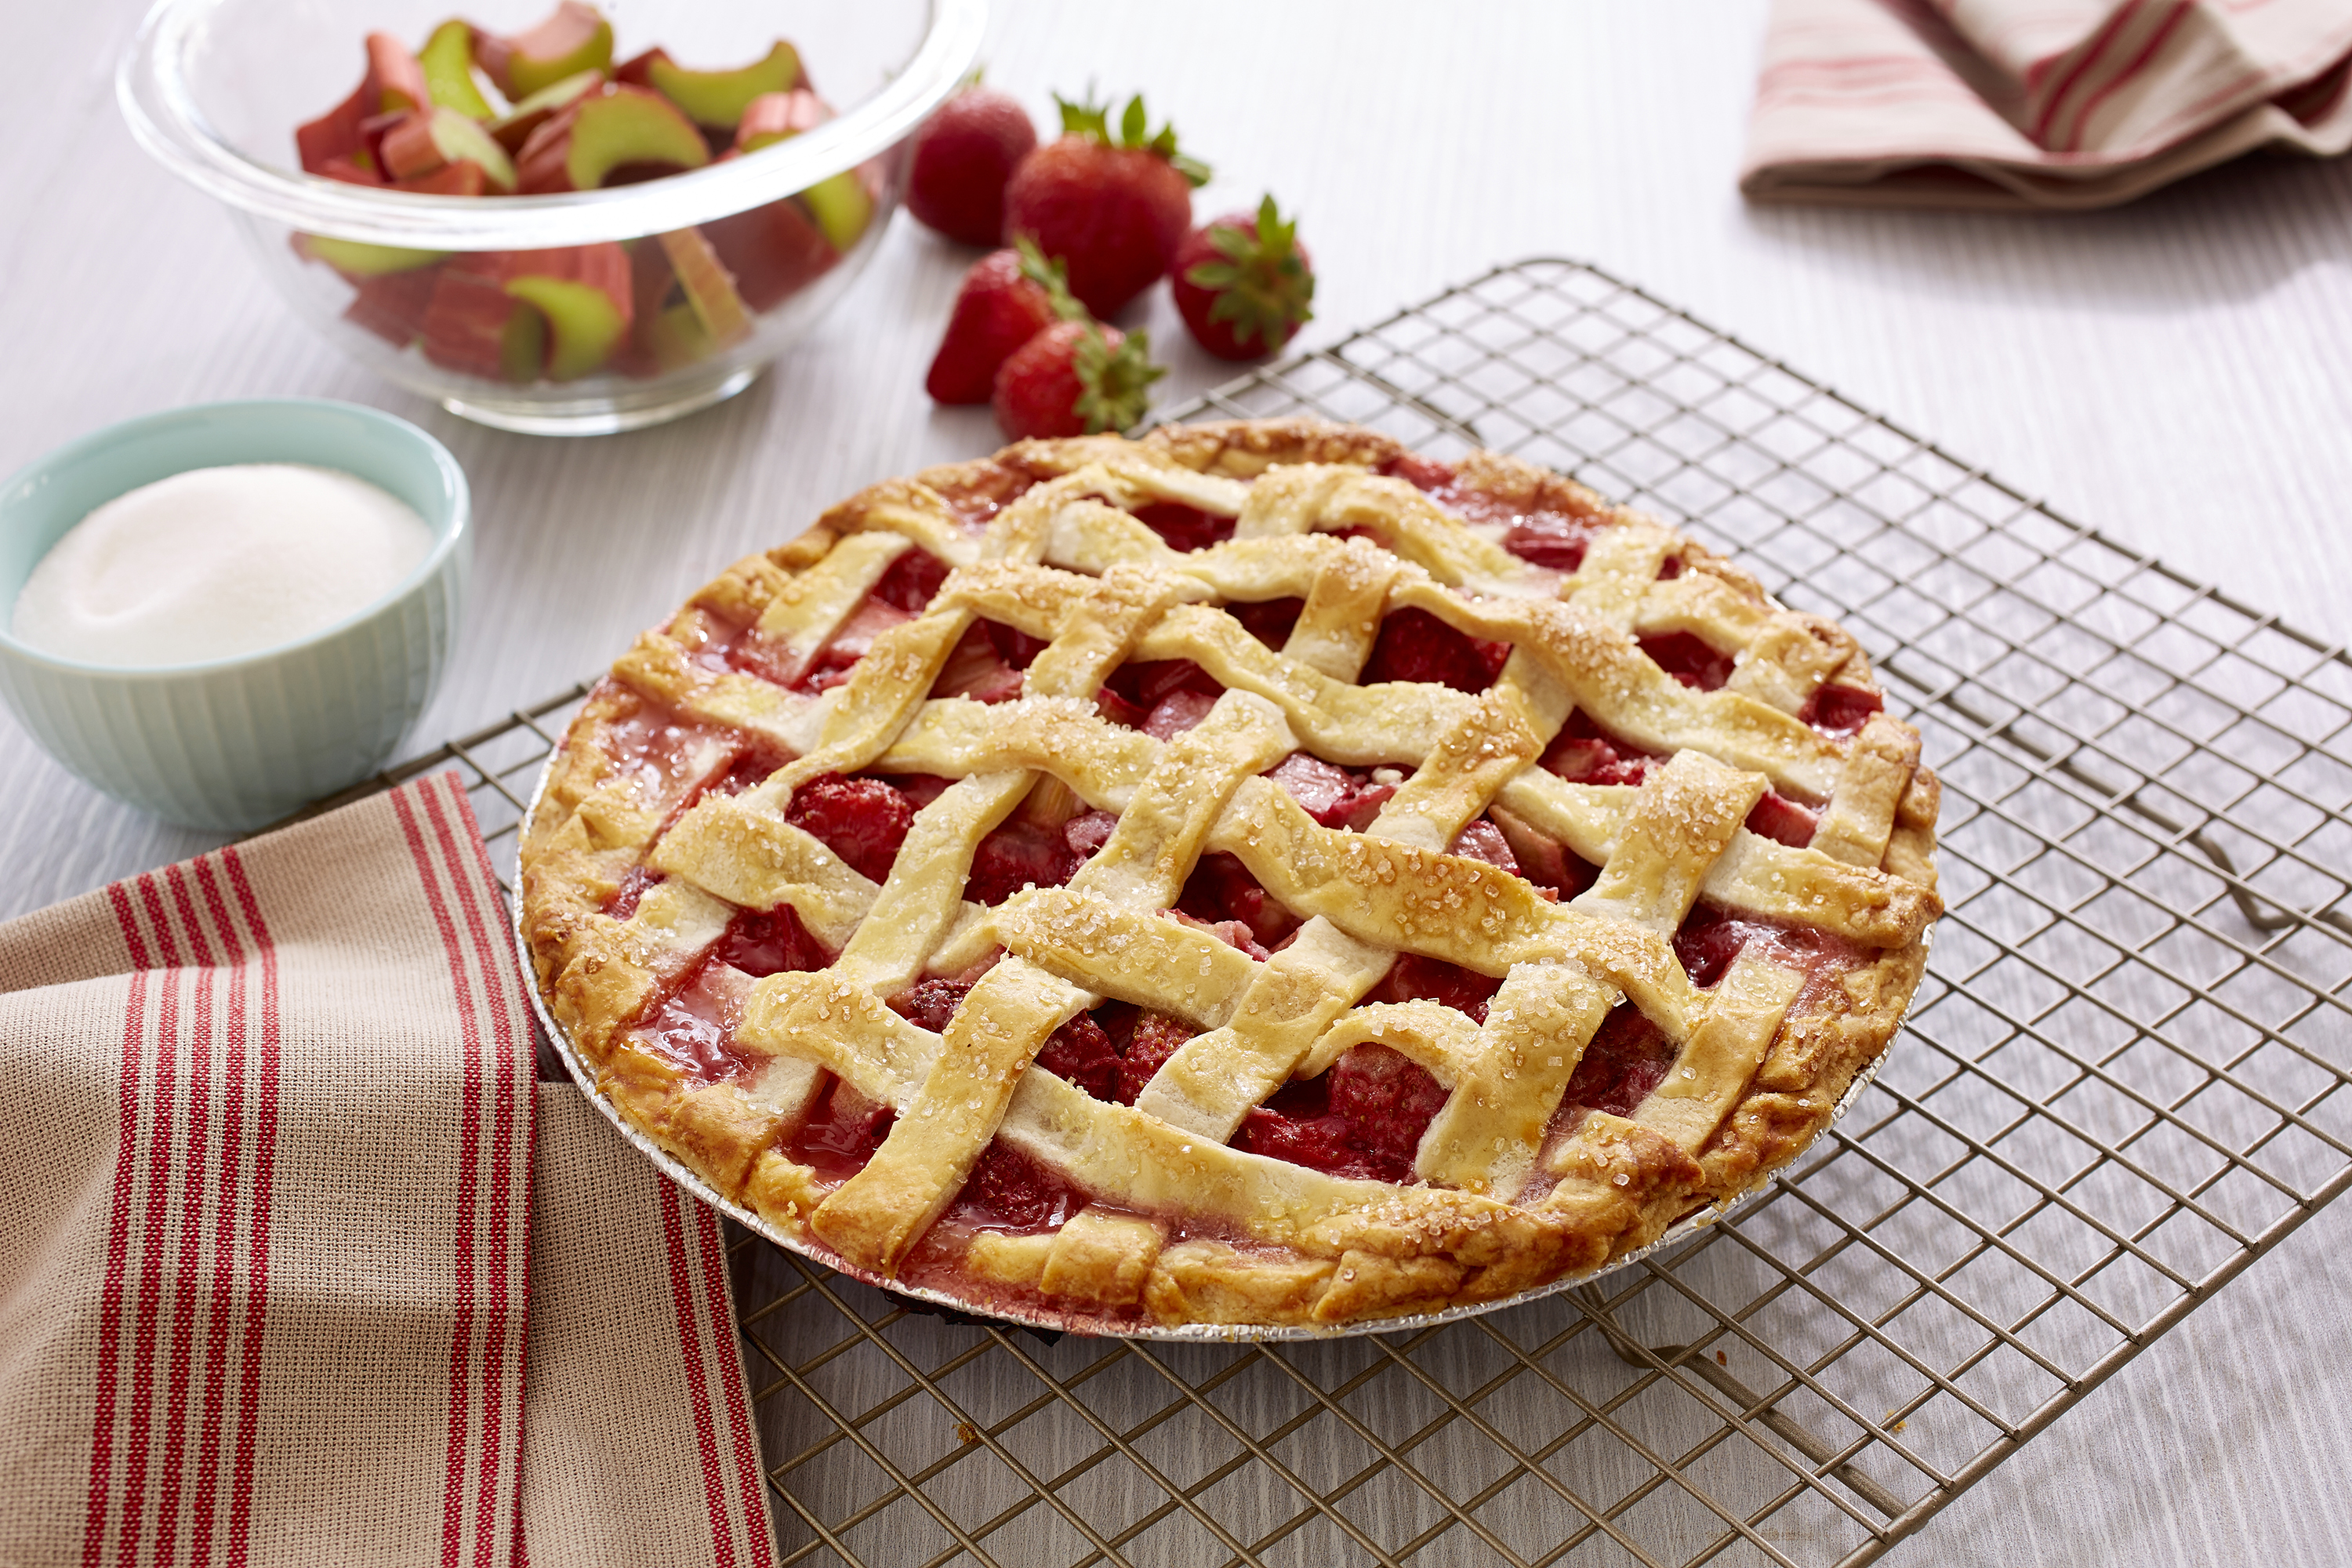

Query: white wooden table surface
[5,2,2350,1563]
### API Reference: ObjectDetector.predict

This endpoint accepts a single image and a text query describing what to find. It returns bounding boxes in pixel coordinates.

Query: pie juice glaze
[522,420,1941,1332]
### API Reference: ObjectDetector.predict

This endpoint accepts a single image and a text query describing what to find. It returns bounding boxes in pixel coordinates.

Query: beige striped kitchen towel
[1742,0,2352,208]
[0,772,774,1566]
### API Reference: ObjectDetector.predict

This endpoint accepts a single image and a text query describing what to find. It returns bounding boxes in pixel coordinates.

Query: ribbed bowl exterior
[0,399,470,831]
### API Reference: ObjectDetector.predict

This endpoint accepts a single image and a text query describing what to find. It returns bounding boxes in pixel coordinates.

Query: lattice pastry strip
[520,419,1941,1332]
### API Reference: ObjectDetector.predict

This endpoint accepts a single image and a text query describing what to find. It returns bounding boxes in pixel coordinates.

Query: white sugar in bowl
[0,399,469,830]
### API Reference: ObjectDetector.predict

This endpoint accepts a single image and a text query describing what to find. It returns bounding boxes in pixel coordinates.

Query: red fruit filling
[637,962,750,1078]
[1657,556,1686,580]
[1362,607,1511,695]
[871,547,951,613]
[889,976,975,1033]
[1381,453,1455,492]
[1744,790,1819,849]
[986,619,1052,669]
[1177,851,1300,949]
[1670,900,1855,992]
[932,621,1026,703]
[1264,751,1395,832]
[1167,909,1272,961]
[1540,711,1654,786]
[1803,683,1883,737]
[956,1140,1088,1234]
[712,904,832,978]
[789,1077,895,1178]
[879,772,956,811]
[1489,810,1600,901]
[930,466,1037,529]
[1231,597,1305,651]
[1638,630,1735,692]
[1117,1011,1193,1105]
[1131,499,1235,552]
[1101,658,1226,739]
[607,865,662,919]
[796,597,915,692]
[1033,1011,1120,1102]
[1368,952,1503,1023]
[1063,808,1120,859]
[1560,1005,1675,1119]
[691,746,786,805]
[1502,514,1599,572]
[1448,818,1521,876]
[967,817,1084,905]
[786,773,915,883]
[1233,1044,1447,1183]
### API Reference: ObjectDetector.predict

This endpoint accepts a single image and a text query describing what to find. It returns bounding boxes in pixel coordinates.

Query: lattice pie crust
[520,420,1940,1332]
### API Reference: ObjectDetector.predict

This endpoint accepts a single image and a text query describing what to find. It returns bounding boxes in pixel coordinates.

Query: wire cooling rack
[359,258,2352,1567]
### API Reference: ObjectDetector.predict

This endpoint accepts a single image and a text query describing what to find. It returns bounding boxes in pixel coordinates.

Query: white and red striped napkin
[0,774,774,1567]
[1742,0,2352,207]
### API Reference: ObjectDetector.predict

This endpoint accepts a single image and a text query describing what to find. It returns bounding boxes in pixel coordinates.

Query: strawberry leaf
[1119,95,1148,147]
[1055,90,1110,140]
[1013,235,1089,324]
[1183,194,1315,353]
[1072,326,1166,434]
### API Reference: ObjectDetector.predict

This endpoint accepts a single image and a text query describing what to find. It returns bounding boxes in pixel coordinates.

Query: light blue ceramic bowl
[0,399,469,830]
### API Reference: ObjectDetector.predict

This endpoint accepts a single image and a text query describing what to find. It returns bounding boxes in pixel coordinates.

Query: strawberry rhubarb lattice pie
[519,419,1941,1332]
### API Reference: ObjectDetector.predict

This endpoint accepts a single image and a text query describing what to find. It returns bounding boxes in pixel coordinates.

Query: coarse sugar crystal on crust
[517,418,1941,1332]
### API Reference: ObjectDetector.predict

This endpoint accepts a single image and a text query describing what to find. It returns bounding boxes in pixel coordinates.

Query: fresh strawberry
[925,239,1081,405]
[1172,195,1316,360]
[1002,93,1210,318]
[906,81,1039,246]
[990,318,1164,441]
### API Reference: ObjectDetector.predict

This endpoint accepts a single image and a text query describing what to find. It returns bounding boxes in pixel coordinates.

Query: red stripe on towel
[660,1183,739,1568]
[220,848,281,1568]
[693,1202,773,1568]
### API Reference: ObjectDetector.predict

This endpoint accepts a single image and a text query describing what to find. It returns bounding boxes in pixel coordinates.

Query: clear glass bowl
[119,0,982,434]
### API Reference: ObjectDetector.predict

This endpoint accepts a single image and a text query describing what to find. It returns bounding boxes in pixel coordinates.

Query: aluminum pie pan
[514,737,1912,1343]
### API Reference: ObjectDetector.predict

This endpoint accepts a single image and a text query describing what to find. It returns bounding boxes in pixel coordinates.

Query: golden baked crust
[518,419,1940,1332]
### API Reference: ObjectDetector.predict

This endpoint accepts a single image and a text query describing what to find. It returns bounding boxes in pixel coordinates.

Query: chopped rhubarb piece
[1174,855,1292,949]
[1362,606,1510,694]
[1231,597,1304,650]
[1234,1044,1446,1183]
[786,773,914,883]
[983,619,1051,670]
[1448,818,1522,876]
[1264,751,1403,834]
[343,267,439,347]
[789,1077,894,1177]
[1560,1004,1675,1117]
[1035,1011,1120,1102]
[390,161,489,196]
[1091,685,1145,729]
[931,622,1025,703]
[879,773,956,811]
[711,904,830,978]
[1502,514,1597,572]
[1143,688,1218,739]
[870,547,951,613]
[1131,499,1233,551]
[605,865,662,919]
[704,195,837,312]
[1638,630,1734,691]
[1488,804,1598,901]
[889,976,974,1033]
[1063,809,1120,861]
[960,1141,1087,1232]
[1744,790,1819,849]
[967,818,1080,906]
[1539,711,1653,786]
[1370,953,1502,1022]
[1116,1011,1192,1105]
[1105,658,1223,710]
[1167,909,1271,961]
[1177,851,1299,949]
[1802,683,1884,736]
